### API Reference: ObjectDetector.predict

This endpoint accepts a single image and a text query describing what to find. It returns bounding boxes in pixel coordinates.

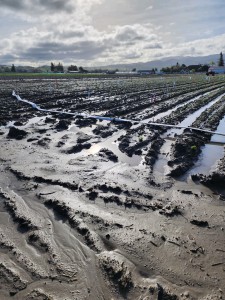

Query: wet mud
[0,76,225,299]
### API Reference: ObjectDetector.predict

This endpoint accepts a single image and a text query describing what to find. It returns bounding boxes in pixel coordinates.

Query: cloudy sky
[0,0,225,66]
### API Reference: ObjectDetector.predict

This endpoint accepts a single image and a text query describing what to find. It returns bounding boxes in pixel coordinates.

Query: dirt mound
[93,124,117,138]
[75,117,97,127]
[0,263,27,296]
[65,142,92,154]
[99,148,118,162]
[99,251,133,294]
[7,126,28,140]
[55,119,71,131]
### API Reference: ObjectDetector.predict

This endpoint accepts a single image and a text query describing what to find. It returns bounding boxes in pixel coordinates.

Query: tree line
[161,52,224,74]
[2,52,224,73]
[161,63,209,74]
[50,62,88,73]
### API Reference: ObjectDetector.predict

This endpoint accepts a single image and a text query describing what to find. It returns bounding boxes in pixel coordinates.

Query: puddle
[23,116,48,128]
[0,117,48,130]
[69,124,95,136]
[166,93,225,137]
[85,130,143,167]
[146,94,204,122]
[153,140,173,179]
[183,114,225,177]
[70,120,143,167]
[211,115,225,143]
[187,144,224,176]
[153,96,225,179]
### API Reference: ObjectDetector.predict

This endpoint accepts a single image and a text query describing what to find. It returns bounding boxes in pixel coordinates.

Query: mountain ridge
[98,54,219,70]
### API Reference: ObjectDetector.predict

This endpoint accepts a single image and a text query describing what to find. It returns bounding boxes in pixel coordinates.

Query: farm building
[137,70,155,75]
[208,66,225,74]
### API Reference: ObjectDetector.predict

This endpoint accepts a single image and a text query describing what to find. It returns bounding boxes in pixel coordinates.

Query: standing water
[153,93,225,178]
[185,114,225,177]
[166,93,225,137]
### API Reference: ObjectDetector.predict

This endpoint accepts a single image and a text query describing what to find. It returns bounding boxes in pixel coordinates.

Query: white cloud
[0,0,225,66]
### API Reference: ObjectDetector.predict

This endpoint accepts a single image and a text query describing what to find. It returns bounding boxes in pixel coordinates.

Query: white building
[208,66,225,74]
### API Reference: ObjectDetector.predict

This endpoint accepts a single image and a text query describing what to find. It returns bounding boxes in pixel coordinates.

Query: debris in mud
[180,190,193,195]
[190,219,209,227]
[96,183,122,194]
[93,124,117,138]
[37,137,51,148]
[76,132,92,143]
[36,128,47,134]
[25,288,53,300]
[159,203,182,217]
[157,283,178,300]
[99,251,133,294]
[65,142,92,154]
[27,137,39,142]
[101,195,124,206]
[99,148,118,162]
[190,246,205,254]
[10,168,79,190]
[14,121,24,126]
[27,232,51,253]
[0,263,27,296]
[118,126,156,157]
[0,189,39,232]
[56,140,65,147]
[75,117,97,127]
[199,171,225,189]
[145,136,164,167]
[113,120,132,129]
[88,190,98,200]
[7,126,28,140]
[168,132,205,176]
[45,116,56,124]
[55,119,71,131]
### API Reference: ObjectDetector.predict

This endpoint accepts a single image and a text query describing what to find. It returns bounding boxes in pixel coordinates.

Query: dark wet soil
[0,76,225,300]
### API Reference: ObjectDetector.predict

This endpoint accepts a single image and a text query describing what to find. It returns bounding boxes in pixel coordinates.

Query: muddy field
[0,75,225,300]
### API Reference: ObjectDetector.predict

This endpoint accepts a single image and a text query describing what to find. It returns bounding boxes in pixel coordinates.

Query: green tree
[79,66,88,73]
[11,64,16,72]
[218,52,224,66]
[50,62,55,72]
[57,62,64,73]
[68,65,78,72]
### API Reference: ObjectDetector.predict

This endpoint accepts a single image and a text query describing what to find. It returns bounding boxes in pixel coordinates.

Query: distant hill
[0,54,220,72]
[99,54,219,71]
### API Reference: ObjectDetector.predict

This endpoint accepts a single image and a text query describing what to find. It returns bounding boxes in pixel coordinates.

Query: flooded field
[0,74,225,300]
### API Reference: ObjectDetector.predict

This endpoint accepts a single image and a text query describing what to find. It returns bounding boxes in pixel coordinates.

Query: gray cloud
[0,53,18,62]
[0,0,74,13]
[123,52,143,60]
[144,43,162,49]
[18,40,107,62]
[56,30,85,39]
[0,0,24,10]
[116,27,146,42]
[37,0,73,12]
